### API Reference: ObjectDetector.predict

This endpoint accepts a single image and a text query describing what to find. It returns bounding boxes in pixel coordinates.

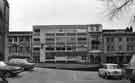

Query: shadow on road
[0,80,8,83]
[11,75,23,79]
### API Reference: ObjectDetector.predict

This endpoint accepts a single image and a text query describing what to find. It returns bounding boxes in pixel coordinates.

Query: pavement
[0,67,129,83]
[35,63,101,71]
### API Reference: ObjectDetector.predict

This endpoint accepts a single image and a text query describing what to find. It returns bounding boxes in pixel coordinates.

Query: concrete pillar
[5,33,8,62]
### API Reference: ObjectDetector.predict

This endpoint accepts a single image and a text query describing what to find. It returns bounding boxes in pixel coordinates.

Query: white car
[0,61,23,78]
[98,63,123,79]
[8,59,35,71]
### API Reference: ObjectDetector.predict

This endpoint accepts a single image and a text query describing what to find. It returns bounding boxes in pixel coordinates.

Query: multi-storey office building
[8,31,32,60]
[32,24,103,63]
[0,0,9,61]
[103,29,135,64]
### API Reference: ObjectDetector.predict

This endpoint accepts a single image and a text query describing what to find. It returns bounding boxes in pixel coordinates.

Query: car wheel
[3,72,11,78]
[104,73,108,79]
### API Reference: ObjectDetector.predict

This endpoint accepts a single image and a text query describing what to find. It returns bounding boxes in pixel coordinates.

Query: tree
[100,0,135,23]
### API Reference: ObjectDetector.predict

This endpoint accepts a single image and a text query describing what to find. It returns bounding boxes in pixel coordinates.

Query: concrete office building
[8,31,32,60]
[0,0,9,61]
[32,24,102,63]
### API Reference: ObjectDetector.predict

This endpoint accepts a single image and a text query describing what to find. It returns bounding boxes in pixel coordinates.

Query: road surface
[2,68,130,83]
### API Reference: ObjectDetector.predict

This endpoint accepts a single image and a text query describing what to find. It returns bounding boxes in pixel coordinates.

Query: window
[118,37,122,42]
[46,54,54,59]
[106,37,114,42]
[127,46,134,51]
[119,45,122,50]
[91,40,100,44]
[14,37,17,42]
[56,47,65,50]
[67,33,76,36]
[67,47,72,50]
[96,27,99,31]
[92,45,98,50]
[33,38,40,41]
[34,29,40,32]
[107,45,114,51]
[77,33,87,35]
[127,37,135,42]
[46,38,55,41]
[20,37,23,41]
[33,48,40,51]
[56,33,65,36]
[78,37,87,41]
[82,56,87,60]
[46,47,54,50]
[8,38,12,42]
[45,33,55,36]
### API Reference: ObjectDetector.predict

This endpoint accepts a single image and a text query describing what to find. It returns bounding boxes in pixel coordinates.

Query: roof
[33,24,102,29]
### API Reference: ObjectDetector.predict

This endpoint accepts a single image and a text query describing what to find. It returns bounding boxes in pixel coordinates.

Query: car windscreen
[9,59,28,64]
[107,65,118,69]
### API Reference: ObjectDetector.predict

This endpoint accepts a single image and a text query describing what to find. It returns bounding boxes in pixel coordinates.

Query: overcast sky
[7,0,131,31]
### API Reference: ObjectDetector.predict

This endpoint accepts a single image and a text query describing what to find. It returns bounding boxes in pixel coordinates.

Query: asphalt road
[1,68,130,83]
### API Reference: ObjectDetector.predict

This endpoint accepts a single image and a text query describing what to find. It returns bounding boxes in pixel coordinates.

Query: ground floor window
[106,56,132,64]
[94,56,101,64]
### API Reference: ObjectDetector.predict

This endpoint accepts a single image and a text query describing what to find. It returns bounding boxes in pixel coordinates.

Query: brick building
[102,29,135,64]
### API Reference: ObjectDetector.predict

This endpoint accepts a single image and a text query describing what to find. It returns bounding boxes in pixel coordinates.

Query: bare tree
[100,0,135,23]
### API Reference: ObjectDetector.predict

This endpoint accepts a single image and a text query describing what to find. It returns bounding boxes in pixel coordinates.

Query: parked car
[0,61,23,78]
[98,63,123,79]
[8,59,35,71]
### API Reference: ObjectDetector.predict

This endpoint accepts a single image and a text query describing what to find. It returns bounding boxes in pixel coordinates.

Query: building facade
[8,24,135,64]
[32,24,102,63]
[103,29,135,64]
[0,0,9,61]
[87,24,103,64]
[8,31,32,60]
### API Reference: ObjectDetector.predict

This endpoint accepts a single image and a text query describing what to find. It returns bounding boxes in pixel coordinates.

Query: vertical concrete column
[5,33,8,62]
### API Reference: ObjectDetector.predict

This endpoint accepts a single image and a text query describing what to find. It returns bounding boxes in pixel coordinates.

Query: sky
[7,0,131,31]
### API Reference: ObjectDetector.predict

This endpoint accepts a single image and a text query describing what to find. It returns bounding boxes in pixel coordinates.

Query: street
[0,68,129,83]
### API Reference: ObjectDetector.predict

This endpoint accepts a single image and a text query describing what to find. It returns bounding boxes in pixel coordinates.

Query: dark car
[0,61,23,78]
[8,59,35,71]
